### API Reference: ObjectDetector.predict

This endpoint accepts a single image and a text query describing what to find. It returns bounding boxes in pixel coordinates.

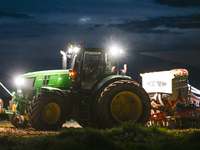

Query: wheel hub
[43,102,61,124]
[111,91,142,123]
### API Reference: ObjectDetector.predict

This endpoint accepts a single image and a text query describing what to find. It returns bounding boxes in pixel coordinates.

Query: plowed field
[0,120,81,137]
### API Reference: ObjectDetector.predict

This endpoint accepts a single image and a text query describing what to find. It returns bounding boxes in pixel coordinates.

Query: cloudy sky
[0,0,200,91]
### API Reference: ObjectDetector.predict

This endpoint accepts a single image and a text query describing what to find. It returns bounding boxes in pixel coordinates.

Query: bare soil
[0,121,82,137]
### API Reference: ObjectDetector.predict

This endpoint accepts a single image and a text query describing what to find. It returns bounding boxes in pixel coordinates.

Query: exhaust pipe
[60,50,67,69]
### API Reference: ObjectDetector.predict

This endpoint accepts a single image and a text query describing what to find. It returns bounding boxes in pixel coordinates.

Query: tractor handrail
[0,82,12,96]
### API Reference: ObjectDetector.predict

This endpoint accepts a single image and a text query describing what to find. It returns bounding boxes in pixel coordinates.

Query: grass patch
[0,120,14,128]
[0,121,200,150]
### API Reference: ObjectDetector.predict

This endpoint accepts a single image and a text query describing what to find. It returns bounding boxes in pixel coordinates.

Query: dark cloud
[0,11,34,19]
[0,0,136,15]
[108,14,200,33]
[86,24,104,30]
[154,0,200,7]
[94,24,103,28]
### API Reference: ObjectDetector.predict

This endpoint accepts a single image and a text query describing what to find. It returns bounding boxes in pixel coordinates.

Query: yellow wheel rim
[43,102,61,124]
[111,91,142,123]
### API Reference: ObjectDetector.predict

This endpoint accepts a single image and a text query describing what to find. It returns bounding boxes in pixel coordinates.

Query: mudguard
[92,75,133,95]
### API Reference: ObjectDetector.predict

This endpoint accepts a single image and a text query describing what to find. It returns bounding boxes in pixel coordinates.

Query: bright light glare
[110,46,123,55]
[74,47,80,53]
[15,77,25,86]
[110,46,118,55]
[68,47,80,53]
[68,48,73,53]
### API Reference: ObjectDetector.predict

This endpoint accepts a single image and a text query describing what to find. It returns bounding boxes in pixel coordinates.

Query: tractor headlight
[15,77,25,95]
[15,77,25,86]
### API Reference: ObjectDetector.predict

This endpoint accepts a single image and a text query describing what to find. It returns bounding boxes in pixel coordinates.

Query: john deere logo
[147,81,167,87]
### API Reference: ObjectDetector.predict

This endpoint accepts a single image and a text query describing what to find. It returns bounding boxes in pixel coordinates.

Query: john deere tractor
[0,42,151,130]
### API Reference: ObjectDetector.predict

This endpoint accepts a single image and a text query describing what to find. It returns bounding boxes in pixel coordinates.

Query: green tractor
[0,42,151,130]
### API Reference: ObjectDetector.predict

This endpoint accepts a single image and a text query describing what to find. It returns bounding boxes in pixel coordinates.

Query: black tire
[27,92,70,131]
[97,80,151,129]
[7,100,29,128]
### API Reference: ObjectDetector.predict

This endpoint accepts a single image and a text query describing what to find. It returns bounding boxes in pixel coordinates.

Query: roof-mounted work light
[60,42,83,69]
[67,43,81,54]
[68,43,74,54]
[109,46,124,75]
[73,46,80,53]
[110,46,123,56]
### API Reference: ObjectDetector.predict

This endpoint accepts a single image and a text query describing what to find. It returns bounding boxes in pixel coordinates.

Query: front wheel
[97,80,151,129]
[27,92,70,131]
[7,100,29,128]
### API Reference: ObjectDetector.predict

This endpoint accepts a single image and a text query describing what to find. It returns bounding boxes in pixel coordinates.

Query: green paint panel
[21,69,72,89]
[20,69,70,78]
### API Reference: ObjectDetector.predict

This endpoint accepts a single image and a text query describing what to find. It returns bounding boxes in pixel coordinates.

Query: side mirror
[124,64,127,74]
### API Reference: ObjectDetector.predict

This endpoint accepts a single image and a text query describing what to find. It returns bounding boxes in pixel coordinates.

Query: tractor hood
[19,69,70,78]
[15,69,72,98]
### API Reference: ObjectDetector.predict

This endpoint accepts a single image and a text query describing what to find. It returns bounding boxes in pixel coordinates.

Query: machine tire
[8,115,29,128]
[7,100,29,128]
[97,80,151,129]
[27,92,70,131]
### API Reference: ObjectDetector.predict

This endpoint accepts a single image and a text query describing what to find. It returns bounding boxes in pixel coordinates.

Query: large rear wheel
[27,92,70,131]
[97,80,151,129]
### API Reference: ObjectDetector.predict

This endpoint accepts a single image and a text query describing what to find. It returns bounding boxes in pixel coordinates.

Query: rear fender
[92,76,133,96]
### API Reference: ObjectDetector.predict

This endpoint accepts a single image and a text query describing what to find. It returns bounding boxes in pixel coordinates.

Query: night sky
[0,0,200,94]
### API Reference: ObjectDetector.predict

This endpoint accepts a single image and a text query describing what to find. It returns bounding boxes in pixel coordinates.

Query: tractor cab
[66,43,119,91]
[80,48,118,90]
